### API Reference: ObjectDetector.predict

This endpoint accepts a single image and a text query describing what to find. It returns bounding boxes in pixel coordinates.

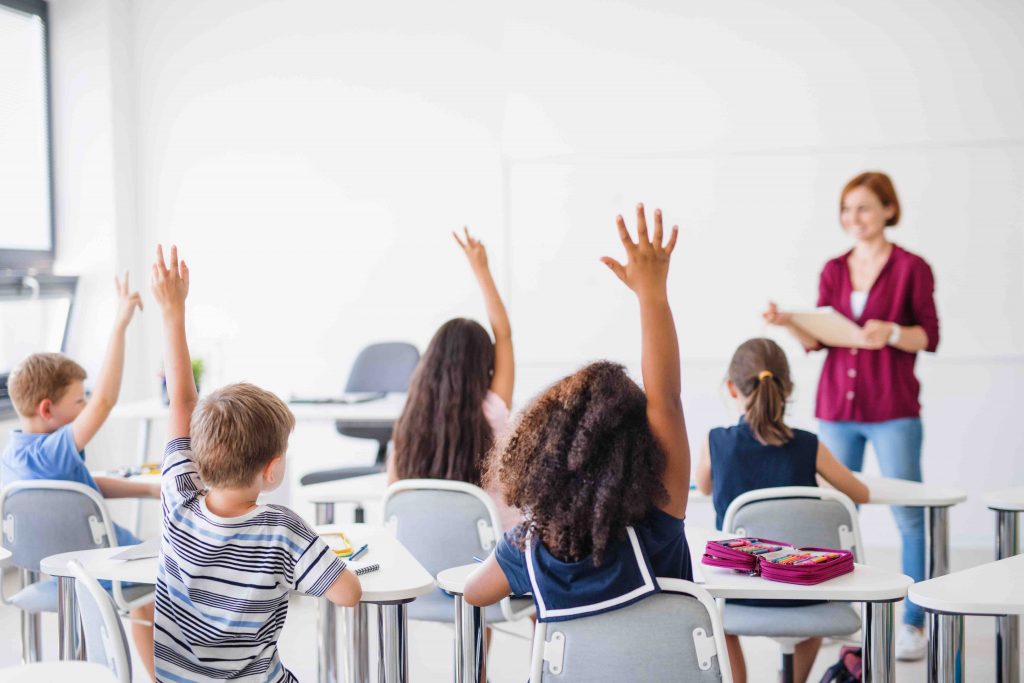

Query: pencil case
[701,537,791,573]
[758,546,854,585]
[323,532,355,557]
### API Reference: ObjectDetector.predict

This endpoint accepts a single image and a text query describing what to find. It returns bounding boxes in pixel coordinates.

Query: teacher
[764,171,939,662]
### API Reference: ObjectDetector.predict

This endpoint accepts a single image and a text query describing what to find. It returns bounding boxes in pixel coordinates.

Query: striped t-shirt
[155,437,345,682]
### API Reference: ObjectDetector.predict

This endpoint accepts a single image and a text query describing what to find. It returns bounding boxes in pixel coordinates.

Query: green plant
[191,358,205,387]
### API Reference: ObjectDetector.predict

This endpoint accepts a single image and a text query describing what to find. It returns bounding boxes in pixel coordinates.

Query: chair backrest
[344,342,420,393]
[530,578,733,682]
[68,561,132,683]
[0,480,116,571]
[722,486,865,562]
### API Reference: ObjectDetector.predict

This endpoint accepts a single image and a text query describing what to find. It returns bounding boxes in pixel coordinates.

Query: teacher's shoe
[895,624,926,661]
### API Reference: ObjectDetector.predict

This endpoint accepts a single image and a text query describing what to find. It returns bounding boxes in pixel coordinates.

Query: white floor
[2,546,1018,682]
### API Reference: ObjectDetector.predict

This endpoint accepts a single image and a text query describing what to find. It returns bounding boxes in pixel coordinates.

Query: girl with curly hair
[465,204,691,622]
[694,337,869,683]
[387,227,519,530]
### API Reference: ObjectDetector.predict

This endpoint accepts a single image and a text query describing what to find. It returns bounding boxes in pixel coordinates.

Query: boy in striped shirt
[150,245,362,682]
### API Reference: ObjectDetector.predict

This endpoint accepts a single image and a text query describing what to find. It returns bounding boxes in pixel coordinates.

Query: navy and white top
[155,438,345,683]
[709,418,819,531]
[495,508,691,622]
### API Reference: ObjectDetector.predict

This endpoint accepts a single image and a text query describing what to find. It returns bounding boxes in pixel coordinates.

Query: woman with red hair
[764,171,940,661]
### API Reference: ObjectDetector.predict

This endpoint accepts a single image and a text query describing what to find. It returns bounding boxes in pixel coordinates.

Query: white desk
[909,555,1024,683]
[0,546,11,569]
[984,487,1024,683]
[0,661,118,682]
[41,523,432,683]
[110,394,406,533]
[438,526,911,683]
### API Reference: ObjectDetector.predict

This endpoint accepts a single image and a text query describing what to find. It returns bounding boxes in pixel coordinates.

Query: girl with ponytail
[695,338,869,683]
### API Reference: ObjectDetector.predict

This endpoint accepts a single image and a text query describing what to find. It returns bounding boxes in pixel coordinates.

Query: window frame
[0,0,57,272]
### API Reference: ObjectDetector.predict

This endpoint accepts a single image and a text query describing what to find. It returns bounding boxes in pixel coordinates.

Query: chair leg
[21,611,41,663]
[780,652,794,683]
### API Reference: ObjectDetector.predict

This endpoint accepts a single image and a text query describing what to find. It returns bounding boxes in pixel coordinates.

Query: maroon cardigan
[815,244,940,423]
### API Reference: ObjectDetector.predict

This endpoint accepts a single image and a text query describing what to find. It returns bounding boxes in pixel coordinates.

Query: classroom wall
[39,0,1024,546]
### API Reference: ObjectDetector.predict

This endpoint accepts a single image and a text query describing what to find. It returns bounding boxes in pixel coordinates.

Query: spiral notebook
[352,563,380,576]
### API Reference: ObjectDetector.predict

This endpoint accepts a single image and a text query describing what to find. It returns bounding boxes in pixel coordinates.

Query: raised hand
[114,271,143,329]
[763,302,792,326]
[150,245,190,314]
[453,226,489,274]
[601,203,678,298]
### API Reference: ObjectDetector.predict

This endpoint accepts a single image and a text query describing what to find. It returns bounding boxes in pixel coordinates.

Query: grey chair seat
[409,588,531,623]
[723,602,860,638]
[9,578,154,614]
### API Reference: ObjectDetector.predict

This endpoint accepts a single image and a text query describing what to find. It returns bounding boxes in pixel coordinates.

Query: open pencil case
[702,537,854,585]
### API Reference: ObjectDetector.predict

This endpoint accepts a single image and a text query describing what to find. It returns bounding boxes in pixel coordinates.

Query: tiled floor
[2,546,1018,681]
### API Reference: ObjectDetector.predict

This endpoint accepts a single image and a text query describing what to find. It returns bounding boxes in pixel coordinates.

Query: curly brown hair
[487,361,668,565]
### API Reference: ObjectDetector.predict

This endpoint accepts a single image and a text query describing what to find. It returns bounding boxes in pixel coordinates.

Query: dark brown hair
[728,338,794,446]
[8,353,87,417]
[841,171,901,226]
[190,383,295,487]
[392,318,496,485]
[487,361,668,565]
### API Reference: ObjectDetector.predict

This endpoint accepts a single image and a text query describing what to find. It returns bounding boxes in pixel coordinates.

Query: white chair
[529,578,733,682]
[382,479,534,624]
[721,486,864,683]
[0,481,154,662]
[67,560,132,683]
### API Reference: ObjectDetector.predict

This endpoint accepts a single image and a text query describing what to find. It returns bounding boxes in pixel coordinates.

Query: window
[0,0,55,270]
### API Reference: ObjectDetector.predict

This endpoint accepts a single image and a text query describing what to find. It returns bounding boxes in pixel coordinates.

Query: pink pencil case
[703,538,854,585]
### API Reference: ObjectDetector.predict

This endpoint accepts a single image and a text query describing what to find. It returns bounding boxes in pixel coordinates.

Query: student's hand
[763,302,792,326]
[453,226,490,274]
[858,319,893,349]
[601,203,678,299]
[150,245,190,316]
[114,271,143,330]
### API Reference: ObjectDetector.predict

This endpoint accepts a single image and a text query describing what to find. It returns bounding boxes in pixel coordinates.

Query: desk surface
[302,473,389,503]
[439,526,911,603]
[41,524,434,604]
[0,546,11,569]
[983,487,1024,512]
[909,554,1024,616]
[0,661,118,682]
[858,475,967,507]
[112,394,406,422]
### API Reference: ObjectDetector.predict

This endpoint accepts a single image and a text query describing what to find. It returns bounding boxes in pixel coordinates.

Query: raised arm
[150,245,197,439]
[71,273,142,451]
[601,204,689,517]
[453,227,514,408]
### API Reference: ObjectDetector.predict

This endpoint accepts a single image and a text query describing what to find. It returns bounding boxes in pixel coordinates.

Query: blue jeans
[818,417,925,628]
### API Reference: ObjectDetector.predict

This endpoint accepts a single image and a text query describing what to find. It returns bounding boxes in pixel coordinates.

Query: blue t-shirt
[2,424,138,547]
[495,507,691,622]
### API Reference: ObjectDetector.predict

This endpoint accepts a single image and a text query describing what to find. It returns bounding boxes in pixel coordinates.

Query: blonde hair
[7,353,87,417]
[190,383,295,488]
[727,338,794,446]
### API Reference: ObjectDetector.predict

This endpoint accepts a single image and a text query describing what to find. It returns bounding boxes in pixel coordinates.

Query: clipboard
[788,307,863,348]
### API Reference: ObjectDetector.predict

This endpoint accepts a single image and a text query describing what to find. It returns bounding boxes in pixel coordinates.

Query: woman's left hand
[859,319,894,349]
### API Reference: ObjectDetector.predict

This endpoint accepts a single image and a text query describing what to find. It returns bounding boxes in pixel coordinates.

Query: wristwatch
[888,324,902,346]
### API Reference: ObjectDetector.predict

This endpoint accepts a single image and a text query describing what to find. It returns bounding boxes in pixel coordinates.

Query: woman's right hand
[763,302,792,326]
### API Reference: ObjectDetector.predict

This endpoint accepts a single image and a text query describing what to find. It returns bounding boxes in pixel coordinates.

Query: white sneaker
[896,624,926,661]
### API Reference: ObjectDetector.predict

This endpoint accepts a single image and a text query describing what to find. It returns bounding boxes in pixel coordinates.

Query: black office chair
[300,343,420,500]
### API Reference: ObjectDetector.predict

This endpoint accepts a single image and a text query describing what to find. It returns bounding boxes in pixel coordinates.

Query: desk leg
[57,575,82,661]
[996,509,1020,683]
[133,417,152,536]
[377,603,409,683]
[316,502,338,683]
[928,612,965,683]
[926,506,951,580]
[862,601,895,683]
[453,595,486,683]
[344,604,369,683]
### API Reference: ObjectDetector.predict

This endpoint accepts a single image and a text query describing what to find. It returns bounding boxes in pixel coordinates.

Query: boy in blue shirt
[2,273,158,679]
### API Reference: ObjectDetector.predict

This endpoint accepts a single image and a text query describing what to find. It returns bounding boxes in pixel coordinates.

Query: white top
[0,546,11,569]
[908,555,1024,616]
[41,524,435,605]
[850,291,869,319]
[303,472,388,504]
[111,393,407,423]
[858,474,967,507]
[983,487,1024,512]
[0,662,118,682]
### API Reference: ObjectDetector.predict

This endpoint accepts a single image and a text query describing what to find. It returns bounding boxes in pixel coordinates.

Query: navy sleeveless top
[494,508,691,622]
[709,418,819,531]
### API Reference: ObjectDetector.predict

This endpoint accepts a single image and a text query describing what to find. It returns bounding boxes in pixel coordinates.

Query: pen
[350,544,369,561]
[472,556,485,563]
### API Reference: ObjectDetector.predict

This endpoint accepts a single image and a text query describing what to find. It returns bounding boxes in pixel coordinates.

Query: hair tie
[757,370,774,382]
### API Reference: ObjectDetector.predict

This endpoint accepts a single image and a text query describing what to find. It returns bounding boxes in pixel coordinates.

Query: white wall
[41,0,1024,546]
